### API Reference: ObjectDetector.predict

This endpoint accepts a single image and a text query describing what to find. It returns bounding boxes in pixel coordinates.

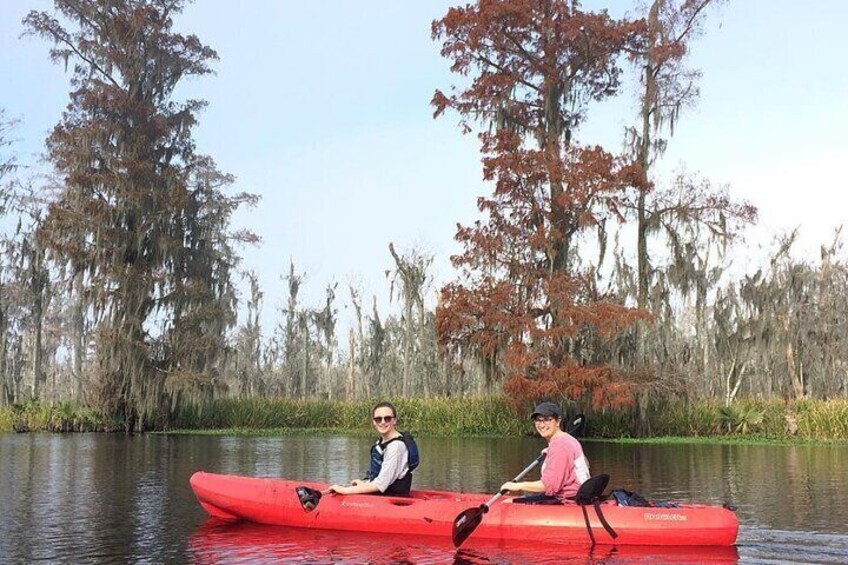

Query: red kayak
[190,471,738,546]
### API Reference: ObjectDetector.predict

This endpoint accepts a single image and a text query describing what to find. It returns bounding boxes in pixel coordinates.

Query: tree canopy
[24,0,256,430]
[433,0,650,407]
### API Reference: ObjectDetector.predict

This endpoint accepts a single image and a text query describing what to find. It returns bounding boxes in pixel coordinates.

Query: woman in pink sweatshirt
[500,401,591,503]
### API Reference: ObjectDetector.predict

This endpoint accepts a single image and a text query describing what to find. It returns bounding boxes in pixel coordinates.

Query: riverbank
[2,396,847,441]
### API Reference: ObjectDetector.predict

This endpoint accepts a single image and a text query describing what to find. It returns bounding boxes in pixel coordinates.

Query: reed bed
[1,397,846,441]
[172,396,529,436]
[0,400,108,432]
[587,398,848,441]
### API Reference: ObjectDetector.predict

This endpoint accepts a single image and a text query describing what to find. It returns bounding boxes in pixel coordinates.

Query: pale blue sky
[2,1,847,333]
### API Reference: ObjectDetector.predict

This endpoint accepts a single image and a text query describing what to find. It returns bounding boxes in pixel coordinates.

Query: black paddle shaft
[481,453,546,512]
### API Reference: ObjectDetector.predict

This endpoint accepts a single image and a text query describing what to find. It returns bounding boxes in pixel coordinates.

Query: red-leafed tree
[432,1,649,408]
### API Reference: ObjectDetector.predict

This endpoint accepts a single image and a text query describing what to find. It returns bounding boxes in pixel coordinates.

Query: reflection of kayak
[188,518,741,564]
[190,471,738,547]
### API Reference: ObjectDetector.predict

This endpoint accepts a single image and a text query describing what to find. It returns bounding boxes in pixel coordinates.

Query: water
[1,433,846,564]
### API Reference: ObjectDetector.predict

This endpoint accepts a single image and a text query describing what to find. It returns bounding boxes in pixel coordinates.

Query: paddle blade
[568,413,586,437]
[452,506,484,547]
[296,486,322,512]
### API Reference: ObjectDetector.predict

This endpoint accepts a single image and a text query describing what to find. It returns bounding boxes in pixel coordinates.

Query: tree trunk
[30,244,46,400]
[346,328,355,401]
[781,314,804,399]
[30,309,44,400]
[284,263,301,398]
[0,295,8,407]
[417,300,430,398]
[636,2,660,310]
[72,271,85,402]
[349,285,367,400]
[300,313,309,399]
[402,300,412,397]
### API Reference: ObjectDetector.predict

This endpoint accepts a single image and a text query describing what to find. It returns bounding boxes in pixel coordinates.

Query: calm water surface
[1,433,846,564]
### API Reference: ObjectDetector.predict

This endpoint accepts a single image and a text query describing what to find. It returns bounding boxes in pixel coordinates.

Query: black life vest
[366,432,419,496]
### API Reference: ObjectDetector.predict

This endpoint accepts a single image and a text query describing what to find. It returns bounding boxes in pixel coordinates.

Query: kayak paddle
[452,413,586,548]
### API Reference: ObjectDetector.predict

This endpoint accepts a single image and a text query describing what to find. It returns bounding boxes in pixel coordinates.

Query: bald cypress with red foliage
[432,0,649,407]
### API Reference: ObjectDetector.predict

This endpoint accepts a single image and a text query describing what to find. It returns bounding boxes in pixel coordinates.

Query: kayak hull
[189,471,738,546]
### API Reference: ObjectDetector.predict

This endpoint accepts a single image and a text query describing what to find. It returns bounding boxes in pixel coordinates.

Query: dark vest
[367,436,413,496]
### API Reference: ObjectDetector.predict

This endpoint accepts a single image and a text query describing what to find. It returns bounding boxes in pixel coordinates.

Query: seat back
[574,474,609,505]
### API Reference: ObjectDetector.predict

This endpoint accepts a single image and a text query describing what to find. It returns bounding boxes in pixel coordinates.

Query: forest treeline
[1,1,846,433]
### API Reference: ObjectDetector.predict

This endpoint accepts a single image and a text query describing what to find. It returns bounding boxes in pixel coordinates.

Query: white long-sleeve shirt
[370,439,409,493]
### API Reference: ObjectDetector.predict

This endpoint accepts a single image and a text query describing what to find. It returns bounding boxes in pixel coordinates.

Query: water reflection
[188,519,740,565]
[1,433,847,563]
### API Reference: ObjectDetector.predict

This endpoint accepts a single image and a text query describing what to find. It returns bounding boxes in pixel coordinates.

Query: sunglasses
[373,415,395,424]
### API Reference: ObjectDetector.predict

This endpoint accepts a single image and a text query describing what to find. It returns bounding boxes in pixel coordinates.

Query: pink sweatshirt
[540,433,590,501]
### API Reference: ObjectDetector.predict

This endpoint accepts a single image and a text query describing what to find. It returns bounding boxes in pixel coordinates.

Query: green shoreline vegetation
[2,396,847,443]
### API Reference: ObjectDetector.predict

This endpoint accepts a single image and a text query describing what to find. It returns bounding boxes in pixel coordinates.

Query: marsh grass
[0,399,108,432]
[2,396,846,441]
[587,398,847,441]
[170,396,528,436]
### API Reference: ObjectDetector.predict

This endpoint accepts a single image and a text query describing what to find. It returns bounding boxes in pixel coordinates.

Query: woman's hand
[328,484,351,495]
[541,447,549,455]
[500,481,521,493]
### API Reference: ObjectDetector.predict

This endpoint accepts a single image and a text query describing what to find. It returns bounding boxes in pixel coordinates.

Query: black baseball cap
[530,401,561,419]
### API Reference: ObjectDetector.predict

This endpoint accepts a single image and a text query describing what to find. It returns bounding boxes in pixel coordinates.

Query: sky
[2,0,847,335]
